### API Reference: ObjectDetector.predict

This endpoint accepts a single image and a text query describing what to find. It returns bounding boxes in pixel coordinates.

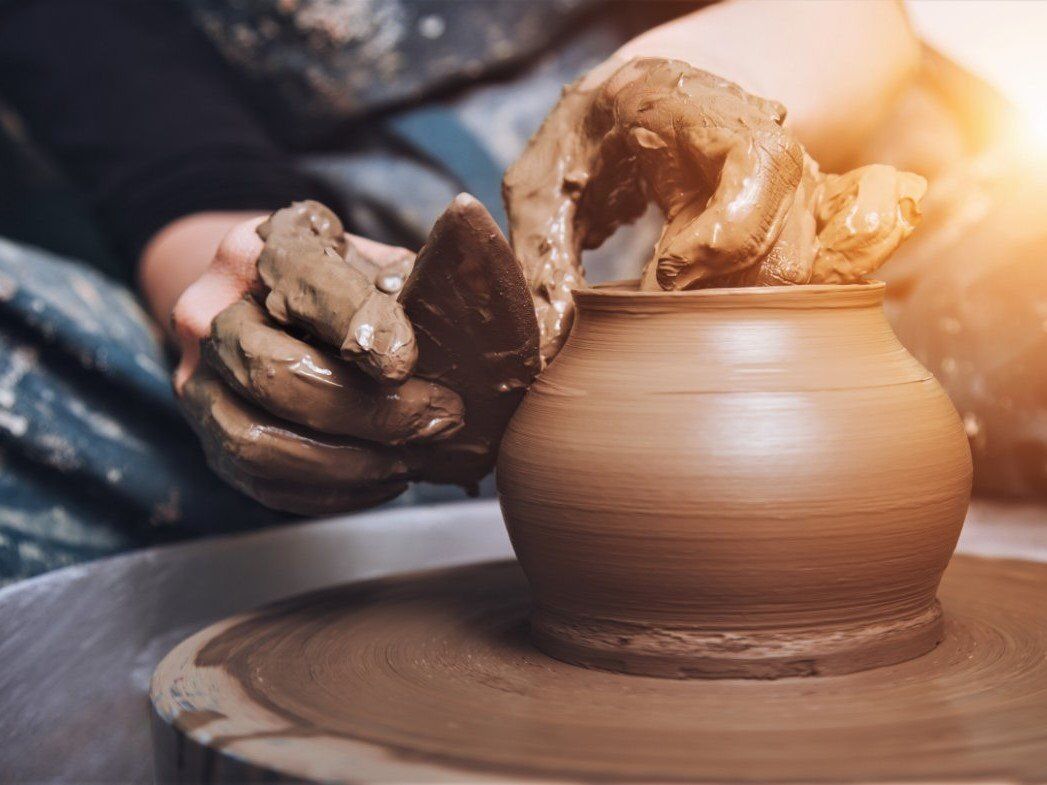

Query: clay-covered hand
[505,58,925,363]
[171,202,464,515]
[504,58,806,359]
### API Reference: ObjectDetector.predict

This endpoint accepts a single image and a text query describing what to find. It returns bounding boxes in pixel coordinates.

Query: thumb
[171,218,266,394]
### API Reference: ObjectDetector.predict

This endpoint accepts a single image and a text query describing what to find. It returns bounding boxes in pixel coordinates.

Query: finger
[257,204,417,383]
[812,165,926,283]
[655,125,802,289]
[204,299,463,444]
[343,235,415,295]
[181,369,415,487]
[170,217,266,393]
[257,199,346,256]
[346,234,415,268]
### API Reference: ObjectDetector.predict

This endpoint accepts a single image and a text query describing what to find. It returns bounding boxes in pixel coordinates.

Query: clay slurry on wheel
[152,556,1047,783]
[399,194,541,488]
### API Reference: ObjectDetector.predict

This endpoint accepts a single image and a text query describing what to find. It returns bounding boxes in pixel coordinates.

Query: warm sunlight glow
[909,0,1047,155]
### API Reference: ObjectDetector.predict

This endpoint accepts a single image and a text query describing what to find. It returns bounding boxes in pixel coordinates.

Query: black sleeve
[0,0,333,276]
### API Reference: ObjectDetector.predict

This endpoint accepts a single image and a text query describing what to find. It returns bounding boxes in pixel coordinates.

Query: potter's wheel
[152,553,1047,784]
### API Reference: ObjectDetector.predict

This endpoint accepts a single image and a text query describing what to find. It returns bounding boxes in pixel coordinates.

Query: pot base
[529,601,944,679]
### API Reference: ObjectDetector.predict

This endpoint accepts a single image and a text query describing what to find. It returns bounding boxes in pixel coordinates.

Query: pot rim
[575,279,885,311]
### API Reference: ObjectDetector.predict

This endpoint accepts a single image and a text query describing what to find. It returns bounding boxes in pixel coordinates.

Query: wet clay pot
[497,282,973,679]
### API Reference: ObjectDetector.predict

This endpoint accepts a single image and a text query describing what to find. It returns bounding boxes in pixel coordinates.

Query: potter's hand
[504,0,919,362]
[505,58,805,359]
[171,202,464,515]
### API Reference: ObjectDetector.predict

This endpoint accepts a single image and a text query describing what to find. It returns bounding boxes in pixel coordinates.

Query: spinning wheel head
[152,556,1047,784]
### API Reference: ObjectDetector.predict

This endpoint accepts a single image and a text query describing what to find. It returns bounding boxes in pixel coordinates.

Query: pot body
[497,282,972,678]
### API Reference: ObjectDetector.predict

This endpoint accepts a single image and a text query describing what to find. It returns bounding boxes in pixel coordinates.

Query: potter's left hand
[170,204,466,515]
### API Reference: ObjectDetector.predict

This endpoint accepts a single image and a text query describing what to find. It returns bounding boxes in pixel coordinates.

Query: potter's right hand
[170,204,465,515]
[504,0,919,363]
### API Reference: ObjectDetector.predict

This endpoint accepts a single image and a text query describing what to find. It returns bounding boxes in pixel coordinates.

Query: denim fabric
[0,238,283,584]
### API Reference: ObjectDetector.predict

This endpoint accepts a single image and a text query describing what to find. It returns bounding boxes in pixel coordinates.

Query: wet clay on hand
[180,368,412,516]
[400,194,541,488]
[505,58,926,360]
[205,299,462,445]
[257,201,417,383]
[188,197,537,509]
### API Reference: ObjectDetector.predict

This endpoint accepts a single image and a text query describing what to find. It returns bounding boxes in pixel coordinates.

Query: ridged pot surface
[497,282,973,679]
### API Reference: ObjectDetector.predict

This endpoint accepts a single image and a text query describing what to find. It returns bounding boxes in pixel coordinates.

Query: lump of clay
[400,194,541,488]
[505,58,927,361]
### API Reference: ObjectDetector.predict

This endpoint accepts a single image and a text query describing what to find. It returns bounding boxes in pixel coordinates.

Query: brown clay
[186,196,538,509]
[180,369,411,515]
[497,281,973,678]
[151,555,1047,784]
[205,299,463,444]
[504,58,925,361]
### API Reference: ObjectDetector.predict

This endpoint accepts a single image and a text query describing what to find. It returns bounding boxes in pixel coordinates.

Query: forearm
[602,0,921,171]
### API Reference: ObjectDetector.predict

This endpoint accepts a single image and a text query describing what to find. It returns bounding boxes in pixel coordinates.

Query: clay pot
[497,281,972,679]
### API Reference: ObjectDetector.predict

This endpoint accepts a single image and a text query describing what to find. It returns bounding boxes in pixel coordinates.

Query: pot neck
[573,281,886,315]
[554,279,929,390]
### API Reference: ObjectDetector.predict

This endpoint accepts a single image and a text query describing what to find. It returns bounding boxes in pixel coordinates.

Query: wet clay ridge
[505,57,927,360]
